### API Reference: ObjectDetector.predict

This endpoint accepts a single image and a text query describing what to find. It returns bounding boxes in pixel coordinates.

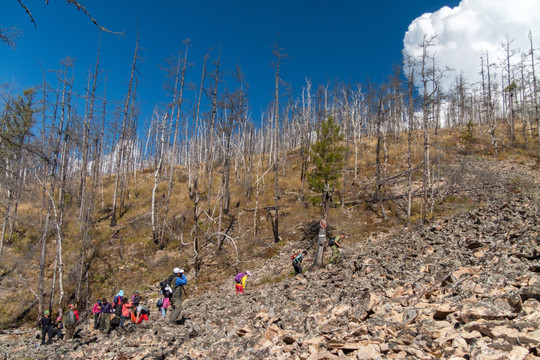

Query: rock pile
[1,159,539,359]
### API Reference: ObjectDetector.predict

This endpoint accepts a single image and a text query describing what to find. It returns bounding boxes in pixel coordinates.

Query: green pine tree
[307,116,347,193]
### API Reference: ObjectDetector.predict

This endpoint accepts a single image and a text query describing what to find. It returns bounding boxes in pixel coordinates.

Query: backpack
[291,253,301,264]
[64,310,75,326]
[328,236,337,247]
[234,273,245,284]
[113,295,120,309]
[160,281,173,298]
[156,298,164,308]
[114,303,122,317]
[290,253,299,261]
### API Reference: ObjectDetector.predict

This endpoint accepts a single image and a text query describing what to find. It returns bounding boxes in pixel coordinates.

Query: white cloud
[403,0,540,89]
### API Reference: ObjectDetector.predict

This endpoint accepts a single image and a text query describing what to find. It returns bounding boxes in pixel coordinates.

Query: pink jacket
[162,297,170,310]
[121,301,132,317]
[92,303,101,314]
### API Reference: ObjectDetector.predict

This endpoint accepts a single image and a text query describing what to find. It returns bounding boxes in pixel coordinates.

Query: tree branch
[17,0,36,27]
[66,0,124,35]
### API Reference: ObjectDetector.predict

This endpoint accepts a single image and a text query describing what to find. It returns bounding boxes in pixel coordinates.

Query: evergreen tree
[308,116,347,269]
[308,116,347,192]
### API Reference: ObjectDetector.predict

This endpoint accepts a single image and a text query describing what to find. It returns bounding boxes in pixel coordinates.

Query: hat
[44,310,50,315]
[68,304,74,308]
[97,300,101,304]
[174,268,184,274]
[246,271,252,276]
[56,316,62,321]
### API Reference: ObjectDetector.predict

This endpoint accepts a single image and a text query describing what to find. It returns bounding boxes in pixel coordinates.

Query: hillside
[1,151,539,358]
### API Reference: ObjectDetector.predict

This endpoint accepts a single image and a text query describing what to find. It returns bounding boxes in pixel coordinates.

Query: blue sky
[1,0,462,123]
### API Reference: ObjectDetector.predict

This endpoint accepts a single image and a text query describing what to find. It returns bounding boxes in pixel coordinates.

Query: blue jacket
[175,274,187,287]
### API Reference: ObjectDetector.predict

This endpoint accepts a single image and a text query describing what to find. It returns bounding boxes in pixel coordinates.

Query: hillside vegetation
[0,119,538,332]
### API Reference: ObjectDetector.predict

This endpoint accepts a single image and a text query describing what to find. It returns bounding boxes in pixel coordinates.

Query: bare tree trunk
[152,114,167,244]
[272,40,283,243]
[206,51,221,214]
[76,42,101,305]
[310,184,331,270]
[160,42,189,247]
[37,203,51,321]
[111,33,139,227]
[503,36,517,143]
[406,57,415,223]
[420,35,436,224]
[375,99,387,220]
[529,31,539,156]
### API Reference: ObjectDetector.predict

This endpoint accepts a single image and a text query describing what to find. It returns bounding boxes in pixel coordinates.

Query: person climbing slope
[329,232,347,265]
[234,271,251,294]
[168,268,187,324]
[292,250,308,276]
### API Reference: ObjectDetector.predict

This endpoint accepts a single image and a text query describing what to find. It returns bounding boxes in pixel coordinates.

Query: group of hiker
[38,267,188,344]
[38,231,347,345]
[91,289,146,335]
[38,303,79,345]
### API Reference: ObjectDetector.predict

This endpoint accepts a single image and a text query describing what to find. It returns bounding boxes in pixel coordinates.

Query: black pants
[41,325,52,344]
[52,327,63,340]
[293,262,302,276]
[94,313,100,329]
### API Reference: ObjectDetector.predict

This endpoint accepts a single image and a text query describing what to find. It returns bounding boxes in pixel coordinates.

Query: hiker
[135,305,150,323]
[52,316,63,340]
[38,310,53,345]
[131,290,141,307]
[99,298,114,334]
[234,271,251,294]
[72,304,79,322]
[119,297,132,327]
[113,290,124,309]
[168,268,187,323]
[329,232,347,264]
[292,250,308,276]
[157,296,170,320]
[64,304,77,340]
[130,290,141,317]
[92,300,102,330]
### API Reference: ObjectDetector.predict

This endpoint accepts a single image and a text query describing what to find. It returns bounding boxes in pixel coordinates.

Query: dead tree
[529,31,539,156]
[271,39,286,243]
[159,41,189,248]
[502,36,518,143]
[111,33,139,227]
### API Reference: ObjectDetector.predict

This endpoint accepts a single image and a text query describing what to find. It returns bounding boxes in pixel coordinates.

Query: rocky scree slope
[1,158,540,360]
